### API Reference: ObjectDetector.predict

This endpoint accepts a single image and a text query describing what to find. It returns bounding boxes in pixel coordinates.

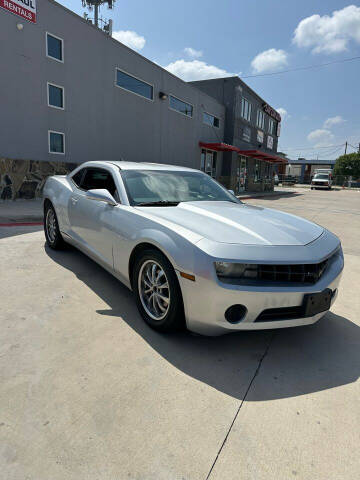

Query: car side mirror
[228,189,235,196]
[86,189,117,206]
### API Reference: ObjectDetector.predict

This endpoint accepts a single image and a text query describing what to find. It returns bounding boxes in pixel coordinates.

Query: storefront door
[235,156,247,194]
[200,149,217,178]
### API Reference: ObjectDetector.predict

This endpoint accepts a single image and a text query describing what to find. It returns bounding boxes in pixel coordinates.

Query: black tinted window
[47,34,63,61]
[48,84,64,108]
[81,168,117,196]
[116,69,153,100]
[169,96,193,117]
[72,169,85,187]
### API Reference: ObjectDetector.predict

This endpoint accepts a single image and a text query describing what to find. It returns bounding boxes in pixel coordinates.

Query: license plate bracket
[303,289,332,317]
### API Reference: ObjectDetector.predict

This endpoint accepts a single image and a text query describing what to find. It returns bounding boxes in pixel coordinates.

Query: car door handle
[71,197,79,205]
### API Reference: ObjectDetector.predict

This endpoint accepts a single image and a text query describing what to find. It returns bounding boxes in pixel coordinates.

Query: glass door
[201,149,217,178]
[236,156,247,193]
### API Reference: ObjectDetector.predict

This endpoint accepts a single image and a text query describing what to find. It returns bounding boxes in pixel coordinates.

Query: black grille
[257,260,328,284]
[255,306,303,322]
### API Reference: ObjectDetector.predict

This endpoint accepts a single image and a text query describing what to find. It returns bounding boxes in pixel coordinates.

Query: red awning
[199,142,287,164]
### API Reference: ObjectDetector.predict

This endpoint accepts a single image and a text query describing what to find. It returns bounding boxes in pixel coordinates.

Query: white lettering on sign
[0,0,36,23]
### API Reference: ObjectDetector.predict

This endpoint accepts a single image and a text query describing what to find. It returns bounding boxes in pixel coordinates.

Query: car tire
[132,249,185,332]
[44,203,65,250]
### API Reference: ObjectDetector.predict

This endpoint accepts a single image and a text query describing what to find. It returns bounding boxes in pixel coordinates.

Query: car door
[68,167,120,267]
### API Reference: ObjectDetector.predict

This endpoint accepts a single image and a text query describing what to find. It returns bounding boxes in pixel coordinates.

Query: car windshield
[314,174,329,179]
[121,170,240,206]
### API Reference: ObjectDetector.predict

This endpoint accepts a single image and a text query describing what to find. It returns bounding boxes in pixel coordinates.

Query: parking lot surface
[1,188,359,479]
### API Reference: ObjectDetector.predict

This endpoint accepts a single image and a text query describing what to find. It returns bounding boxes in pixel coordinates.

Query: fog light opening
[225,305,247,324]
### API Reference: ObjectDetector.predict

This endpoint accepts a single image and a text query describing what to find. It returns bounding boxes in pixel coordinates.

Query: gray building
[190,77,286,194]
[0,0,285,200]
[0,0,224,199]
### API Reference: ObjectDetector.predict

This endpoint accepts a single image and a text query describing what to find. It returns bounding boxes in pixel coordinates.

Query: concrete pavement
[0,188,359,479]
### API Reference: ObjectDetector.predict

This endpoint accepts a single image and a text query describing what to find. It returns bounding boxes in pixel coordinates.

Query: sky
[58,0,360,160]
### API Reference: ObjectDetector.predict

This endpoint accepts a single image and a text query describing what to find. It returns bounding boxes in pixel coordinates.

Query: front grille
[255,306,303,322]
[314,181,326,185]
[257,260,328,284]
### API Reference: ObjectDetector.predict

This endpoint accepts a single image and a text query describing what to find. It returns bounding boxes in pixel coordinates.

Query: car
[43,161,344,336]
[282,175,297,186]
[311,173,333,190]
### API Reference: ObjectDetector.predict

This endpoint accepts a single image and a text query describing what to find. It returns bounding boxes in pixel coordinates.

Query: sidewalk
[0,199,43,225]
[238,186,298,200]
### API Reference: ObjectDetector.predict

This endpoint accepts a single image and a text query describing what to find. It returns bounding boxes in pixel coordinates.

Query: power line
[241,55,360,79]
[278,143,344,151]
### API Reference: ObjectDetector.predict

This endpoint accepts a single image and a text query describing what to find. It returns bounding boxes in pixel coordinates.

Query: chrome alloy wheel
[138,260,170,321]
[46,208,57,243]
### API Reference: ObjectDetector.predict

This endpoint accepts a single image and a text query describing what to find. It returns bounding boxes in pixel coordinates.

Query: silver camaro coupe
[43,161,343,336]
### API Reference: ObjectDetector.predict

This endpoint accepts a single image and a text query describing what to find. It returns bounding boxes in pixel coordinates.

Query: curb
[239,191,299,200]
[0,222,43,227]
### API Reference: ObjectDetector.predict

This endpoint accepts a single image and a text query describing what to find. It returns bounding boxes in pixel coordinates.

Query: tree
[333,153,360,178]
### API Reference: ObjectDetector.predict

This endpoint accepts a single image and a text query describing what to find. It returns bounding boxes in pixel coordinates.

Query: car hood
[137,201,324,246]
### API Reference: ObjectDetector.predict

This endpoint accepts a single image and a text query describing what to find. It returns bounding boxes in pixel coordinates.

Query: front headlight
[215,262,258,279]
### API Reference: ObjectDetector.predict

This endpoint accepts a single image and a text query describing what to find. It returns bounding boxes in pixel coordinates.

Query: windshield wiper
[135,201,180,207]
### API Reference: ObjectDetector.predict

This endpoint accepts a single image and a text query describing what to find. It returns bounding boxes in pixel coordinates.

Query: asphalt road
[1,188,359,480]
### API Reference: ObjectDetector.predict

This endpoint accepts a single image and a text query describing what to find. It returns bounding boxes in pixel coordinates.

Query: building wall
[0,0,224,198]
[190,78,280,191]
[190,77,280,155]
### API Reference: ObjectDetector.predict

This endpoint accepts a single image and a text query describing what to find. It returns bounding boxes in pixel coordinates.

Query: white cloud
[251,48,288,73]
[276,107,290,122]
[184,47,203,59]
[307,129,335,147]
[293,5,360,54]
[112,30,146,50]
[164,59,233,81]
[323,115,345,128]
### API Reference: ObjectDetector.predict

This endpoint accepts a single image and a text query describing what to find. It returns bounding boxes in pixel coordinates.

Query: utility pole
[94,2,98,26]
[82,1,115,28]
[345,141,348,155]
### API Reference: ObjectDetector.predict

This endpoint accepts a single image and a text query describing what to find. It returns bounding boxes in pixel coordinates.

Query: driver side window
[79,168,120,202]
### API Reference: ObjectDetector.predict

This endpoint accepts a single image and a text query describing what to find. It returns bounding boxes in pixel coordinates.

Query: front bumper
[178,248,343,336]
[312,183,330,189]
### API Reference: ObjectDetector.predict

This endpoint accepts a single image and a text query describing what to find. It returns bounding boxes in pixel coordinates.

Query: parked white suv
[311,173,333,190]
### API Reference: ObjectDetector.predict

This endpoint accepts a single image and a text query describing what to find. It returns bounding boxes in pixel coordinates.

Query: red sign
[0,0,36,23]
[263,103,281,122]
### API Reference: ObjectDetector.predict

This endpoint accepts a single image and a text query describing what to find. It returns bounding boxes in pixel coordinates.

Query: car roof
[96,160,199,172]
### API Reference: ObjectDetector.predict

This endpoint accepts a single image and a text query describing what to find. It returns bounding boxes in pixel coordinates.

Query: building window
[256,110,265,130]
[241,98,252,122]
[268,118,275,134]
[48,131,65,154]
[115,68,153,100]
[46,33,63,62]
[254,159,261,183]
[47,83,64,109]
[264,162,272,181]
[169,95,193,117]
[203,112,219,128]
